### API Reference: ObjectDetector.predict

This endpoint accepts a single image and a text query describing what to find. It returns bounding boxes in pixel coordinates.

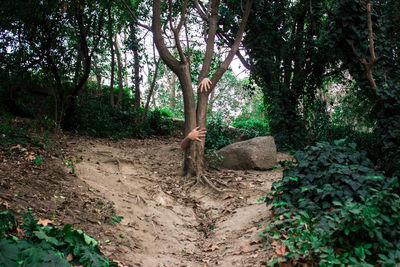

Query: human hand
[197,78,212,92]
[187,126,207,141]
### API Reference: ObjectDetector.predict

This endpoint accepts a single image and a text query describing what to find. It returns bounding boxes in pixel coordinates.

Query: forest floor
[0,118,292,266]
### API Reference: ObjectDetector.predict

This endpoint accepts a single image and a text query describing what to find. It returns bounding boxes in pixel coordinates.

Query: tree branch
[199,0,220,81]
[121,0,152,32]
[210,0,253,88]
[194,0,208,21]
[217,32,251,70]
[169,0,188,63]
[350,0,379,91]
[152,0,181,73]
[366,0,378,66]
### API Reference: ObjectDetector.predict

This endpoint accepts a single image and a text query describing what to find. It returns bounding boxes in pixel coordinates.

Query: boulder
[216,136,277,170]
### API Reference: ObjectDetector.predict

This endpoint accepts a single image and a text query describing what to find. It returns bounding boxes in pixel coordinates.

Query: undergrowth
[263,139,400,266]
[0,112,49,149]
[0,210,117,266]
[74,100,174,138]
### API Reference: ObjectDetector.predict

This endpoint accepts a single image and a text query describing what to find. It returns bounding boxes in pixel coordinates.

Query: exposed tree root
[185,173,236,193]
[127,192,147,205]
[197,174,224,192]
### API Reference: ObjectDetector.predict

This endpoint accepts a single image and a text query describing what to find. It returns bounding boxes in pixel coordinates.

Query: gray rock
[216,136,277,170]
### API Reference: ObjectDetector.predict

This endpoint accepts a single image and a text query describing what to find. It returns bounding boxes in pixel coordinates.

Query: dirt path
[66,136,284,266]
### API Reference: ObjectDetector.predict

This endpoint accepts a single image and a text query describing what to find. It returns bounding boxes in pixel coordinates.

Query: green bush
[0,211,117,266]
[232,118,270,139]
[205,116,235,153]
[73,99,174,138]
[144,109,175,136]
[264,139,400,266]
[74,100,136,138]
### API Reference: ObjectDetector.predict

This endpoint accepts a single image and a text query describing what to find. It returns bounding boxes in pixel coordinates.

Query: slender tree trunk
[130,24,141,112]
[93,57,102,95]
[108,7,115,107]
[163,65,176,111]
[133,45,141,112]
[123,31,129,87]
[114,34,124,106]
[142,58,161,122]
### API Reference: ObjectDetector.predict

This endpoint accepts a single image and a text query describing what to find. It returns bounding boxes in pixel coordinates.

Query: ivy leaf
[0,239,19,267]
[77,245,110,266]
[33,229,62,246]
[18,241,69,267]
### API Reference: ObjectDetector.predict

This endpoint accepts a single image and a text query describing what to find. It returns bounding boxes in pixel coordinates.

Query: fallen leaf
[66,253,73,261]
[16,226,24,239]
[187,238,197,242]
[204,244,219,252]
[250,253,258,258]
[279,215,284,220]
[37,218,54,226]
[10,144,21,150]
[271,240,278,247]
[240,244,252,253]
[276,243,287,257]
[27,154,36,161]
[246,227,257,233]
[223,194,234,200]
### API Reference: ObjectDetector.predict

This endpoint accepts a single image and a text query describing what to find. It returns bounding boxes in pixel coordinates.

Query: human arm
[181,126,207,150]
[197,78,212,92]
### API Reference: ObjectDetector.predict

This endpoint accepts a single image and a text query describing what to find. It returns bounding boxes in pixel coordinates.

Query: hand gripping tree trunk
[152,0,253,177]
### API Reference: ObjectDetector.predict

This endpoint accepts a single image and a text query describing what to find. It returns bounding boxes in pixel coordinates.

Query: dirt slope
[64,136,286,266]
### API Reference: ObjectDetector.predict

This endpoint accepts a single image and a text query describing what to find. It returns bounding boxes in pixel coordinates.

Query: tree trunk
[163,64,176,111]
[108,7,115,107]
[114,34,124,106]
[152,0,253,176]
[130,24,141,112]
[142,58,161,122]
[93,57,102,95]
[123,31,129,87]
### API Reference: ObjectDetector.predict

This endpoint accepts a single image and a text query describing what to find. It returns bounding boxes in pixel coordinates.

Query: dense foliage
[264,140,400,265]
[0,211,117,266]
[219,0,400,176]
[73,88,174,138]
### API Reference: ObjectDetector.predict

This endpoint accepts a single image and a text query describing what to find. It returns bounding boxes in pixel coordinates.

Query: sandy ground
[64,136,288,266]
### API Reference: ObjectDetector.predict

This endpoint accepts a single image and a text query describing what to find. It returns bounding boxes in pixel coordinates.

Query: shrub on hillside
[263,139,400,266]
[74,100,174,138]
[0,211,117,266]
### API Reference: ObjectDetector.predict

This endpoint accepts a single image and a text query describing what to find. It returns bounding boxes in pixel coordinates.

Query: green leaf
[33,230,62,246]
[18,241,69,267]
[332,201,342,206]
[0,239,19,267]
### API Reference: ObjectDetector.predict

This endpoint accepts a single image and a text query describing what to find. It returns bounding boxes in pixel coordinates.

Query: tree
[152,0,253,179]
[0,0,106,127]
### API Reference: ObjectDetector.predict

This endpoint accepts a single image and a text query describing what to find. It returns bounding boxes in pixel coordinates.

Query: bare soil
[1,121,290,266]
